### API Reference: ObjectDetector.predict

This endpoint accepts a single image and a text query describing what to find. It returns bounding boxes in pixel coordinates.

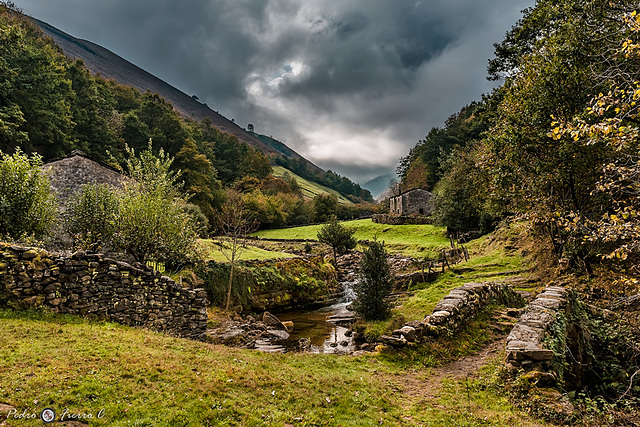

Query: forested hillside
[392,4,640,418]
[273,154,373,203]
[0,4,373,230]
[399,0,640,276]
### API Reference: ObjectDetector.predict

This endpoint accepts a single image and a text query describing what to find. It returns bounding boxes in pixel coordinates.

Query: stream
[254,281,357,354]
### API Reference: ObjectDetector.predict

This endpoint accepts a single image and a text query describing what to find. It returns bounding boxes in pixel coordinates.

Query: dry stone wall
[505,286,569,373]
[380,282,526,346]
[371,214,432,225]
[0,243,208,341]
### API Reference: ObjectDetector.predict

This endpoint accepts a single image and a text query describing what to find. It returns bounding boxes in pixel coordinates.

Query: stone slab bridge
[378,280,571,382]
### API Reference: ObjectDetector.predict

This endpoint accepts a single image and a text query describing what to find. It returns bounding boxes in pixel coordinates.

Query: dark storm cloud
[16,0,533,183]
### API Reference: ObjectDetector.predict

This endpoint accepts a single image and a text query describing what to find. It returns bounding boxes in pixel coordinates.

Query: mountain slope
[271,166,353,205]
[362,174,396,199]
[29,16,372,203]
[32,18,320,172]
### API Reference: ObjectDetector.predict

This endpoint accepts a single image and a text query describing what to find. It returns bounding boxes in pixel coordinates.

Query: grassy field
[358,228,534,341]
[253,219,451,258]
[0,222,551,426]
[198,238,296,262]
[271,166,353,205]
[0,309,549,427]
[395,247,527,322]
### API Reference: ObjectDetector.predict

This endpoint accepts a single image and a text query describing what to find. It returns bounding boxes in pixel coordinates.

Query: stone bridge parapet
[380,282,526,346]
[505,286,569,373]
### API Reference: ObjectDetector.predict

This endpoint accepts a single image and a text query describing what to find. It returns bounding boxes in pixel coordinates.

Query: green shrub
[317,216,357,263]
[64,183,119,251]
[112,187,199,265]
[196,261,253,308]
[0,149,57,240]
[109,143,200,266]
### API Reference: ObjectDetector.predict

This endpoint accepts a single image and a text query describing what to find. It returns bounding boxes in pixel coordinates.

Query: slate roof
[43,151,126,203]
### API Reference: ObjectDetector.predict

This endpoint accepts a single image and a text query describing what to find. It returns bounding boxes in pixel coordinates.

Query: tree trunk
[225,262,235,311]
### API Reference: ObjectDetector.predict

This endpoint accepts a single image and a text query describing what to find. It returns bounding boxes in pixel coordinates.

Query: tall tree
[0,4,75,158]
[478,0,637,257]
[174,138,223,225]
[217,189,257,311]
[353,238,393,320]
[552,9,640,265]
[397,103,487,192]
[314,193,339,223]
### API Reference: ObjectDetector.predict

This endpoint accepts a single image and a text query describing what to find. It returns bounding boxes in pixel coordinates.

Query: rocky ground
[207,311,302,350]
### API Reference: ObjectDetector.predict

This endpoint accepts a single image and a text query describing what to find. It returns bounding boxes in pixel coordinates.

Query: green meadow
[0,309,548,427]
[198,238,296,262]
[253,219,452,258]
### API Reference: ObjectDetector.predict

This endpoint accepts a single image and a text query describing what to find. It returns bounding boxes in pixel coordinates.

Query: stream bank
[207,280,358,353]
[205,252,426,353]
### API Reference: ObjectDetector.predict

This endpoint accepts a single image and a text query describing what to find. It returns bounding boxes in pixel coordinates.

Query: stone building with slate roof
[389,188,435,216]
[43,151,127,205]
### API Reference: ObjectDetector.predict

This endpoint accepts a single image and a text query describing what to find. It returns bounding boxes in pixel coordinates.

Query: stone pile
[505,286,569,373]
[0,243,208,340]
[208,312,305,352]
[380,282,526,346]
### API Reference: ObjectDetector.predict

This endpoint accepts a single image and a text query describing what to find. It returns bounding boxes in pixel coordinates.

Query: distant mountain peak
[362,173,397,199]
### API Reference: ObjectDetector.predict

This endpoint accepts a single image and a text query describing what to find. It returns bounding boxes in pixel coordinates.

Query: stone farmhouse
[43,151,127,204]
[389,188,435,216]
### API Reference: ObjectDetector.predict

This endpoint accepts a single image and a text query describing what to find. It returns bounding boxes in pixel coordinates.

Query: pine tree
[353,238,393,320]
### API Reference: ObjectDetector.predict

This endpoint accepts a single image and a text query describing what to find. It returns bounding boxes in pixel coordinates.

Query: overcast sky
[15,0,533,184]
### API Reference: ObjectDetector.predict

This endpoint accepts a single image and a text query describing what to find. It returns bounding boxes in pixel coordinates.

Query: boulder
[262,311,287,330]
[379,335,407,347]
[267,329,290,340]
[282,321,294,333]
[428,311,450,326]
[398,326,417,342]
[391,326,416,342]
[406,320,424,340]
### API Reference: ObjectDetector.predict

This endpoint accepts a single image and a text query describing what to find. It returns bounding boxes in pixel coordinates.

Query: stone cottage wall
[44,154,128,204]
[389,189,435,216]
[0,243,208,341]
[403,189,435,215]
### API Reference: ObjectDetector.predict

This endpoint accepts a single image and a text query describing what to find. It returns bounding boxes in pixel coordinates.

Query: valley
[0,219,552,426]
[2,2,640,425]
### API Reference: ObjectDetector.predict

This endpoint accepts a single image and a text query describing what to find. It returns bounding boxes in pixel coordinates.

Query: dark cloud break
[15,0,533,183]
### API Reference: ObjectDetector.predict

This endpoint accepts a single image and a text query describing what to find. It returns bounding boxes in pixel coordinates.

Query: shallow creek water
[254,281,357,354]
